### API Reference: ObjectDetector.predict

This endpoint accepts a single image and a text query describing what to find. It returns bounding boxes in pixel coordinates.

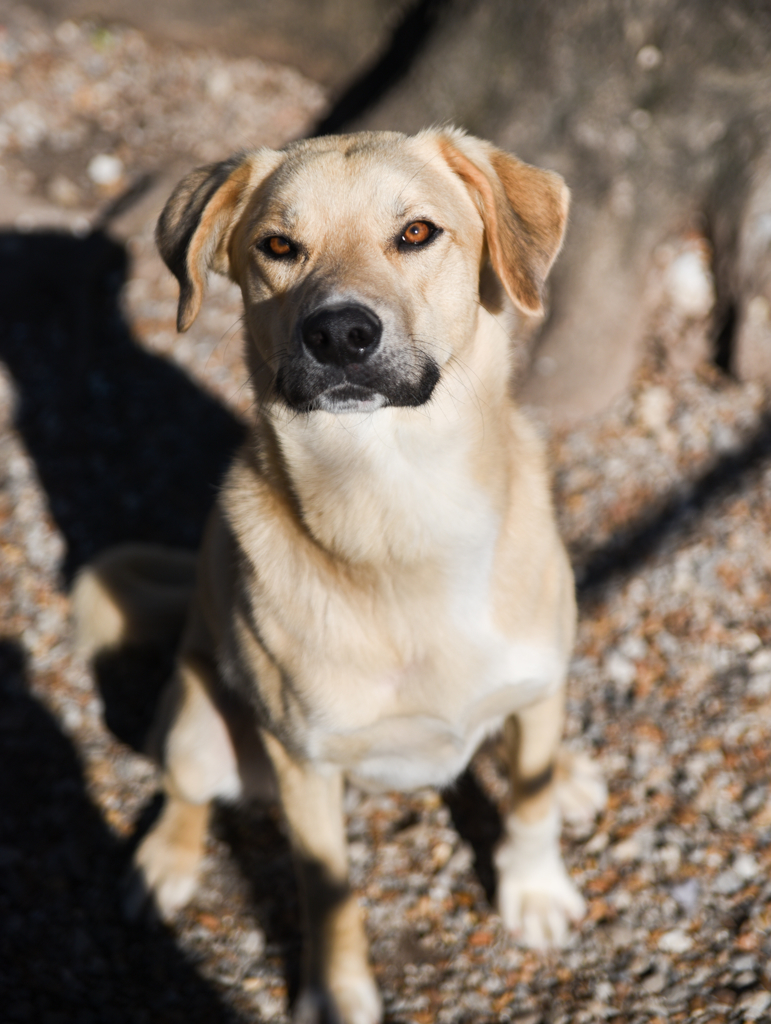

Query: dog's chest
[232,413,566,790]
[301,516,563,790]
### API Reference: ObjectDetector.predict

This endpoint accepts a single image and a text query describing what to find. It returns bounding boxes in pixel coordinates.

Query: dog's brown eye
[260,235,296,259]
[403,221,431,244]
[398,220,440,250]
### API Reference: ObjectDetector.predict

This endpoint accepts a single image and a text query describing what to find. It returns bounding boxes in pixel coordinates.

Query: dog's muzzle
[300,304,383,367]
[274,301,439,412]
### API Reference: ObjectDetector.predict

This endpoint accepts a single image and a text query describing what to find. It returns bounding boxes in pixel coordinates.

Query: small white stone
[87,153,124,186]
[594,981,614,1003]
[713,869,743,895]
[206,67,233,100]
[254,990,284,1018]
[642,969,667,993]
[619,634,648,661]
[611,835,642,863]
[749,672,771,697]
[749,648,771,673]
[605,651,636,689]
[61,703,83,731]
[739,990,771,1021]
[6,100,48,148]
[666,249,714,318]
[431,840,453,869]
[48,174,80,207]
[636,44,662,69]
[658,929,692,953]
[637,385,673,433]
[584,831,609,854]
[54,20,81,45]
[347,840,370,865]
[670,878,700,914]
[732,954,757,973]
[611,889,632,911]
[656,843,681,874]
[239,928,265,960]
[733,631,761,654]
[733,852,759,880]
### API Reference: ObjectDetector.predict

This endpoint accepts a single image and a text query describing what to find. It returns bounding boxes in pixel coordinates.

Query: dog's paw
[496,848,585,948]
[294,976,382,1024]
[332,973,382,1024]
[556,749,607,824]
[125,840,200,923]
[125,802,206,922]
[494,809,585,949]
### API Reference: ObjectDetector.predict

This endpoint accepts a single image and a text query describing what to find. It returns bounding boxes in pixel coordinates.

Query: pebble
[637,385,673,433]
[239,928,266,960]
[47,173,81,207]
[740,990,771,1020]
[86,153,124,186]
[665,249,714,318]
[636,44,662,69]
[604,650,636,689]
[733,852,759,879]
[670,878,700,914]
[657,929,692,954]
[713,870,744,896]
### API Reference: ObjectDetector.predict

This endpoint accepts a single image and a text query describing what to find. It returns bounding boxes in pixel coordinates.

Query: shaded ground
[1,7,770,1024]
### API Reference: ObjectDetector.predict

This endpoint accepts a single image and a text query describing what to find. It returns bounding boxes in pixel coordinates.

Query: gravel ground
[1,7,771,1024]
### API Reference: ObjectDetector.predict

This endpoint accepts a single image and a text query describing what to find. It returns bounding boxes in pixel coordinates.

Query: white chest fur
[314,670,563,792]
[280,420,565,788]
[253,373,569,791]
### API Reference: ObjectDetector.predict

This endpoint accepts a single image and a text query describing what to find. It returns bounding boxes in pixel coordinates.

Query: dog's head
[157,129,568,414]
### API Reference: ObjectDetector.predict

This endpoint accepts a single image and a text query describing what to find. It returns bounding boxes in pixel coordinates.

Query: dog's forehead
[261,135,463,225]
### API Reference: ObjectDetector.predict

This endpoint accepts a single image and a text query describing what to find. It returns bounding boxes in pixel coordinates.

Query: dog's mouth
[316,382,387,413]
[274,355,440,414]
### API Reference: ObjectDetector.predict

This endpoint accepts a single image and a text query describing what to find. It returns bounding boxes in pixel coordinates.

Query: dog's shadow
[443,768,502,904]
[0,225,256,1010]
[0,228,243,582]
[0,638,244,1023]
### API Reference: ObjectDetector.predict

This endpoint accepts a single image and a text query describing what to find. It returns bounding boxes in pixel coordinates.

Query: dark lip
[325,382,376,399]
[274,354,440,412]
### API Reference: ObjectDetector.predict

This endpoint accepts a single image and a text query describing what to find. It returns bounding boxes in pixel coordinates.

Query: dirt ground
[1,6,770,1023]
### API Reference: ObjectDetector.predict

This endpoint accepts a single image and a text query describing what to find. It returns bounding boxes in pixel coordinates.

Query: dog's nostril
[301,305,382,366]
[307,329,328,350]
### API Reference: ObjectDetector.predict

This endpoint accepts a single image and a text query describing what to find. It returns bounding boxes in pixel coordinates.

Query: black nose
[300,305,382,366]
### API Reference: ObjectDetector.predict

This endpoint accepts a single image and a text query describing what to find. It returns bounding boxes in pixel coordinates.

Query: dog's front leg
[262,732,382,1024]
[495,689,586,948]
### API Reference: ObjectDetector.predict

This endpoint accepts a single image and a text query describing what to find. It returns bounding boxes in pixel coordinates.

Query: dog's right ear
[156,151,279,332]
[434,129,569,317]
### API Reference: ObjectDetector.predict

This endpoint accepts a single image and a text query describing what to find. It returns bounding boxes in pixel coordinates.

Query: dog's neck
[258,311,516,567]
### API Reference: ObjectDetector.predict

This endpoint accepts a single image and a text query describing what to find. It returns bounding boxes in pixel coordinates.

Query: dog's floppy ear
[436,129,569,316]
[156,151,278,332]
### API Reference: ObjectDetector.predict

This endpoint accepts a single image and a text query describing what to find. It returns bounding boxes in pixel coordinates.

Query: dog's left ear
[156,149,280,332]
[436,130,569,316]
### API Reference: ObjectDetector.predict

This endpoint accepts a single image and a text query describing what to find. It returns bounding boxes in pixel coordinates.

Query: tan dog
[74,128,605,1024]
